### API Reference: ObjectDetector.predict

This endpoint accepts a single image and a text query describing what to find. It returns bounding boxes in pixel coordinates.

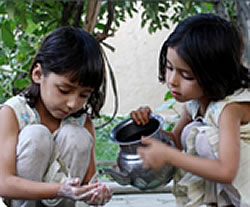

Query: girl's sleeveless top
[4,95,87,132]
[174,88,250,207]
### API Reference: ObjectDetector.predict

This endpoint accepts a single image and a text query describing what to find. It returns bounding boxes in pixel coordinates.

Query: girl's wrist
[161,130,177,145]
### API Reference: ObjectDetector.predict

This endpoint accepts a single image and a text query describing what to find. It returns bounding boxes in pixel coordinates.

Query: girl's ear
[32,63,43,84]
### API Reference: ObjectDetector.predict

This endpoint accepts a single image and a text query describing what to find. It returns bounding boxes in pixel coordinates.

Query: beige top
[4,95,87,131]
[3,95,90,206]
[174,88,250,207]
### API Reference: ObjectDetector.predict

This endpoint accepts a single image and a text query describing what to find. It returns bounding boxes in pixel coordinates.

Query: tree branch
[213,0,230,20]
[74,0,85,27]
[235,0,250,67]
[96,0,115,42]
[83,0,102,33]
[61,1,76,26]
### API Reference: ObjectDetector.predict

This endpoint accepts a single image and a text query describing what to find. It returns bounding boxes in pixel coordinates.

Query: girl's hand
[57,177,113,205]
[130,106,152,125]
[86,183,113,206]
[137,137,171,170]
[57,177,98,201]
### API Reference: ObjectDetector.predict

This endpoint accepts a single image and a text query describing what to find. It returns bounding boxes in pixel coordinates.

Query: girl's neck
[197,96,210,117]
[35,98,61,133]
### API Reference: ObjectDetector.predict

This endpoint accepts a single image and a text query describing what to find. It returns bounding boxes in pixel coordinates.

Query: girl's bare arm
[0,106,100,200]
[139,102,248,183]
[82,116,96,184]
[178,102,243,183]
[170,106,192,149]
[0,105,61,199]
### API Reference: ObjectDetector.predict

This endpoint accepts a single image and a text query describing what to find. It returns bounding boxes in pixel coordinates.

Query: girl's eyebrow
[166,59,192,73]
[57,82,76,88]
[58,82,94,92]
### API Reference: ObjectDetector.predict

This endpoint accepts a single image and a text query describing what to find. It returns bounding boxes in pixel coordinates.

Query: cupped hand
[130,106,152,125]
[57,177,99,201]
[86,183,113,206]
[137,137,172,170]
[57,177,113,205]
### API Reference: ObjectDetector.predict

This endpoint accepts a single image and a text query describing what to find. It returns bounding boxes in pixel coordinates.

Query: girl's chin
[174,96,189,103]
[51,111,67,120]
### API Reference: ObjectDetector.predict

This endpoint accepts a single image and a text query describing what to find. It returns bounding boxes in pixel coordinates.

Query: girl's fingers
[77,190,93,200]
[85,184,113,205]
[130,106,152,125]
[64,177,80,186]
[81,183,100,193]
[137,147,146,160]
[130,110,143,125]
[137,148,150,169]
[141,136,152,143]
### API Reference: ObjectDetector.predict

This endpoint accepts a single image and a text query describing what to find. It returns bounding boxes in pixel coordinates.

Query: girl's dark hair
[159,13,249,101]
[24,26,105,118]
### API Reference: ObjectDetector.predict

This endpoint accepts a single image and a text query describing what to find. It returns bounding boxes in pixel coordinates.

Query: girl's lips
[171,91,181,98]
[58,110,70,117]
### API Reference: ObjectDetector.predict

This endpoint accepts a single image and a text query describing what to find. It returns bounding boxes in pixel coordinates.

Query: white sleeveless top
[3,95,90,206]
[174,88,250,207]
[4,95,87,132]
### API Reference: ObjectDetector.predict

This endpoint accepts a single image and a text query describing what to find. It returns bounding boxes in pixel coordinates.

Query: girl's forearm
[0,175,61,199]
[160,130,182,149]
[166,147,236,184]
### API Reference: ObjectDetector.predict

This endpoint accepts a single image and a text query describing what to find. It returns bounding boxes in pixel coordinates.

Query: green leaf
[14,78,30,90]
[156,98,176,112]
[5,2,15,19]
[26,18,37,34]
[0,96,8,104]
[164,90,173,101]
[96,23,105,30]
[1,21,15,48]
[21,57,33,71]
[0,55,7,65]
[18,40,34,55]
[0,2,7,14]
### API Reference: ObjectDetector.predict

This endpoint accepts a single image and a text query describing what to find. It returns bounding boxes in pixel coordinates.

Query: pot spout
[99,168,131,186]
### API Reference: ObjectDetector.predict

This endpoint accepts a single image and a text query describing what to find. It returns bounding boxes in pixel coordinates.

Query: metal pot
[100,114,176,190]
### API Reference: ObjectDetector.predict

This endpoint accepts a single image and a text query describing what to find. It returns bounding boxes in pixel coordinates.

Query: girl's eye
[59,88,70,94]
[80,94,89,99]
[181,72,194,81]
[166,65,173,71]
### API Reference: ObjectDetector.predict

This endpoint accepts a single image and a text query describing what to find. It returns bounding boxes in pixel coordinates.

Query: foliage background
[0,0,249,163]
[1,0,249,103]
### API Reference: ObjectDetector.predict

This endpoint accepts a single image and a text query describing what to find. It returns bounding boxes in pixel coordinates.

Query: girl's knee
[16,125,53,180]
[58,124,93,145]
[20,124,51,137]
[181,121,203,151]
[195,132,216,159]
[56,124,93,155]
[17,124,53,156]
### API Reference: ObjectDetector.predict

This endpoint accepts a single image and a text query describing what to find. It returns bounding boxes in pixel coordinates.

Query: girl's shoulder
[4,95,39,129]
[4,95,26,106]
[4,95,30,116]
[186,100,199,120]
[205,88,250,126]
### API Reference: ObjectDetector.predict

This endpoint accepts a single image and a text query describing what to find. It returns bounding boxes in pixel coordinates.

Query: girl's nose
[168,70,179,87]
[67,96,78,109]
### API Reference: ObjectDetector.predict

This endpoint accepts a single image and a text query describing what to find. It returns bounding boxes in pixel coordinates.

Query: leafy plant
[156,90,180,132]
[0,0,222,103]
[94,114,128,162]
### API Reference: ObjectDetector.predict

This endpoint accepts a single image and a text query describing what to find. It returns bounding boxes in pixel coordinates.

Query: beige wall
[101,9,183,117]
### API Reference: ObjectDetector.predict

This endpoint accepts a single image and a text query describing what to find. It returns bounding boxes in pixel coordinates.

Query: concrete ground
[76,180,176,207]
[103,193,176,207]
[0,181,176,207]
[0,193,176,207]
